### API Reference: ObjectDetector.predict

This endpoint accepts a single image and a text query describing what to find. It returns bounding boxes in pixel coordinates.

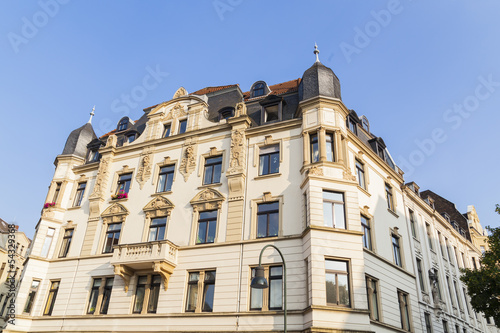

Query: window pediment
[190,188,225,212]
[101,203,129,223]
[143,196,174,218]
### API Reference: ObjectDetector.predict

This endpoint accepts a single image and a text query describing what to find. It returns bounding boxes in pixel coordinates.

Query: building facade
[6,52,497,333]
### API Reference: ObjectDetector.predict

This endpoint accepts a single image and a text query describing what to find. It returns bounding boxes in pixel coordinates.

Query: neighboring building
[0,218,31,326]
[6,48,497,333]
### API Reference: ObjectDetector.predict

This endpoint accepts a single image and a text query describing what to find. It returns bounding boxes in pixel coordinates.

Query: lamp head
[250,265,268,289]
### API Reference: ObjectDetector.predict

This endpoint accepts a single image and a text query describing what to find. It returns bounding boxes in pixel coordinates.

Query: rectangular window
[149,217,167,241]
[355,160,366,189]
[256,202,279,238]
[455,325,460,333]
[185,270,216,313]
[103,223,121,253]
[472,257,477,270]
[40,227,55,258]
[392,234,402,267]
[1,296,9,316]
[438,232,445,257]
[325,259,350,307]
[326,133,334,162]
[426,223,434,250]
[408,209,417,238]
[163,124,171,137]
[425,312,433,333]
[44,280,60,315]
[433,269,443,300]
[310,134,319,163]
[366,276,379,320]
[446,239,453,262]
[463,287,471,315]
[454,281,463,311]
[259,145,279,175]
[323,191,345,229]
[203,156,222,185]
[178,119,187,134]
[461,252,466,268]
[132,275,161,313]
[446,276,455,307]
[87,279,101,314]
[361,215,372,250]
[249,266,282,311]
[73,182,86,207]
[443,320,449,333]
[398,290,411,331]
[52,182,61,203]
[116,173,132,195]
[385,184,394,211]
[23,280,41,314]
[197,210,217,244]
[416,258,425,291]
[156,165,175,193]
[100,278,114,314]
[349,119,357,134]
[58,228,73,258]
[88,150,101,163]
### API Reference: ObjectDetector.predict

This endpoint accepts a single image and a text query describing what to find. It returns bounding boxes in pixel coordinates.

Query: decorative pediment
[190,188,225,212]
[173,87,188,99]
[164,102,187,121]
[143,196,174,218]
[101,203,129,223]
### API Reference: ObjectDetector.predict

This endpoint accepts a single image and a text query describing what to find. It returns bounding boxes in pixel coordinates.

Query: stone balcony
[110,240,178,291]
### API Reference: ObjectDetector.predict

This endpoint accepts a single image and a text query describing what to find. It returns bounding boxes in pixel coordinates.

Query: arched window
[218,107,234,121]
[252,83,265,97]
[117,118,128,131]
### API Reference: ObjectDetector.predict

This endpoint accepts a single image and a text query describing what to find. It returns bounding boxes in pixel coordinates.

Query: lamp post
[250,244,287,333]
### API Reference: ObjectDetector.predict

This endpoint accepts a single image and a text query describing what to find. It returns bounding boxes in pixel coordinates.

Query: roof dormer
[250,81,270,98]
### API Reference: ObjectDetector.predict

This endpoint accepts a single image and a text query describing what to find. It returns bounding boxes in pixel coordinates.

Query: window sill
[110,197,128,203]
[198,183,222,189]
[67,206,81,211]
[357,186,371,197]
[151,191,172,197]
[387,209,399,218]
[254,173,281,180]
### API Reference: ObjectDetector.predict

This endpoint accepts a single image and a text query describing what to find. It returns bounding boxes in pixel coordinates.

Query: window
[23,280,41,314]
[408,209,417,238]
[250,266,283,311]
[52,182,61,203]
[58,228,73,258]
[392,234,402,267]
[446,276,455,307]
[366,276,379,320]
[117,119,128,131]
[261,100,283,123]
[463,287,471,315]
[100,278,114,314]
[480,246,485,255]
[133,275,161,314]
[443,320,449,333]
[323,191,345,229]
[178,119,187,134]
[116,137,125,147]
[127,134,136,143]
[203,156,222,185]
[116,173,132,195]
[103,223,121,253]
[472,257,477,270]
[385,184,394,211]
[88,149,101,163]
[185,270,216,313]
[416,258,425,291]
[326,133,334,162]
[219,107,234,120]
[163,124,171,138]
[1,296,9,317]
[325,259,350,306]
[348,119,358,135]
[455,325,460,333]
[257,202,279,238]
[44,280,60,315]
[73,182,86,207]
[426,223,434,250]
[40,227,55,258]
[355,160,366,189]
[432,269,443,300]
[87,279,101,314]
[445,239,453,262]
[259,145,279,176]
[252,83,265,97]
[454,281,462,310]
[157,165,175,193]
[196,210,217,244]
[361,116,370,132]
[398,290,411,331]
[424,312,433,333]
[438,232,445,257]
[361,215,372,250]
[310,134,319,163]
[148,217,167,241]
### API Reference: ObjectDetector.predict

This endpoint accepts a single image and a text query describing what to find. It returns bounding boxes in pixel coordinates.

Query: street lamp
[250,244,287,333]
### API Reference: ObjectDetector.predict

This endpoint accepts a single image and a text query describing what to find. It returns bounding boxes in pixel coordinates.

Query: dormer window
[117,119,128,131]
[127,134,136,143]
[87,150,101,163]
[260,95,284,124]
[348,118,357,135]
[441,213,450,222]
[360,116,370,133]
[252,83,265,97]
[451,221,459,231]
[218,107,235,121]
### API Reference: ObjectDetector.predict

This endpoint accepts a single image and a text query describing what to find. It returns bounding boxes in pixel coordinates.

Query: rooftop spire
[88,105,95,124]
[314,43,320,63]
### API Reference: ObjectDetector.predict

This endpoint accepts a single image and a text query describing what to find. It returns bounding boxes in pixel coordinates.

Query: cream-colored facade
[6,57,497,333]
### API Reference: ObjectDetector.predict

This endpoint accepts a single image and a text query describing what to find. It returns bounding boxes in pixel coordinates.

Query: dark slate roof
[299,61,341,101]
[420,190,472,242]
[62,123,97,158]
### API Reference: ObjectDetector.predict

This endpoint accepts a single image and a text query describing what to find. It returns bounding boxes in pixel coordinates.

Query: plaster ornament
[235,102,247,117]
[308,166,323,176]
[136,150,153,190]
[173,87,188,99]
[343,170,356,181]
[106,134,117,148]
[227,129,246,174]
[179,143,197,182]
[90,157,110,199]
[165,102,187,121]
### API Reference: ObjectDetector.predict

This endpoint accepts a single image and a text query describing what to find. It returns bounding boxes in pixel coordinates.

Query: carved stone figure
[227,129,245,174]
[136,150,153,190]
[235,102,247,117]
[90,157,110,198]
[179,143,197,182]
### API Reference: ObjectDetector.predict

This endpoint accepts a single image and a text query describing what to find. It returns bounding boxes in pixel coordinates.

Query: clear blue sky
[1,1,499,238]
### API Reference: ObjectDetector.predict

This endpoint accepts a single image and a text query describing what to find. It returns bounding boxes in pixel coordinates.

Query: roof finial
[88,105,95,124]
[314,43,320,63]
